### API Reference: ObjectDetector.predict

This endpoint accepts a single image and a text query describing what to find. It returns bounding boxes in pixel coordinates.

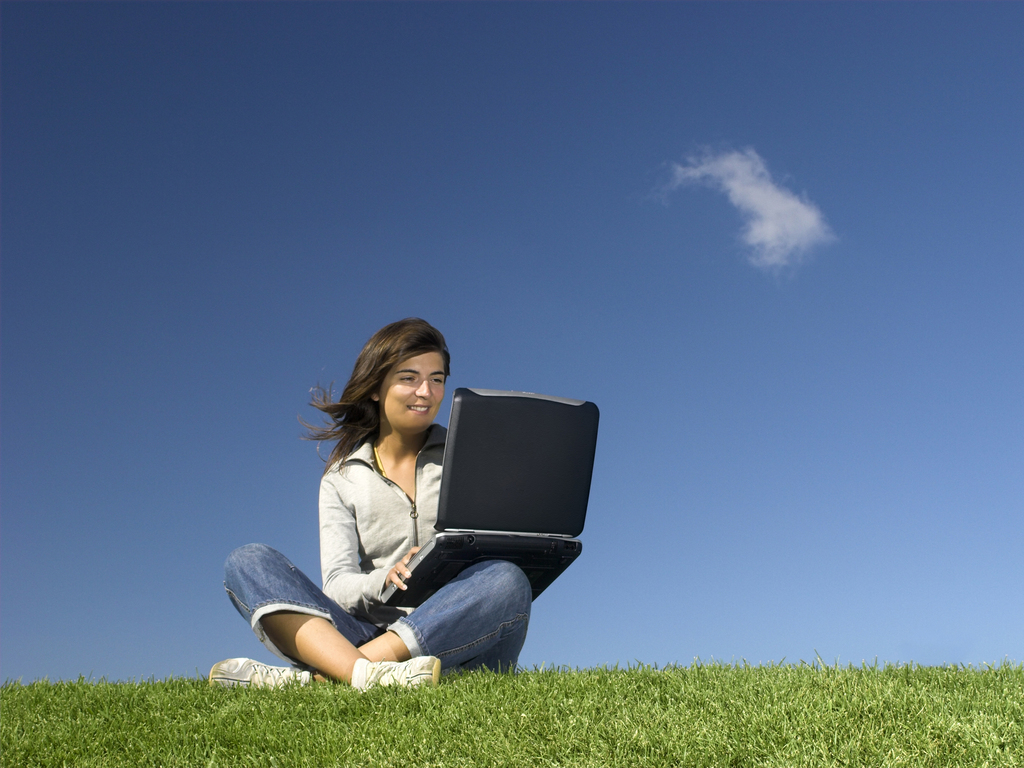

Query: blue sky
[2,2,1021,682]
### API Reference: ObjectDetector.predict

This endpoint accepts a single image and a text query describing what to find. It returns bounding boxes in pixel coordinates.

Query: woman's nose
[416,380,432,397]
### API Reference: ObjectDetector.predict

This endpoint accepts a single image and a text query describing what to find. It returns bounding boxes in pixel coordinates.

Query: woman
[210,318,533,690]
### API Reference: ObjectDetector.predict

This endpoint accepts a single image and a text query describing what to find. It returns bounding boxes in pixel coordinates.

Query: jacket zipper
[409,498,418,546]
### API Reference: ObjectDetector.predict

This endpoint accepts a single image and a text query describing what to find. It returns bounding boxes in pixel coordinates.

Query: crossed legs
[223,544,532,682]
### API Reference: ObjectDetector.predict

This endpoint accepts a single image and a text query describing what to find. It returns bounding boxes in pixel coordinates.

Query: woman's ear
[371,393,379,402]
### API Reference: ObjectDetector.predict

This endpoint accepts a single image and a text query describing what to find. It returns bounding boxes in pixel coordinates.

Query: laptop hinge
[440,529,576,538]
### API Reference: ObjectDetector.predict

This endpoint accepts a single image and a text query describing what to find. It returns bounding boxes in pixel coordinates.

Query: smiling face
[371,351,447,440]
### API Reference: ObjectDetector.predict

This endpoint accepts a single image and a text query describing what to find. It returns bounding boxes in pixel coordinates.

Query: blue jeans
[223,543,532,672]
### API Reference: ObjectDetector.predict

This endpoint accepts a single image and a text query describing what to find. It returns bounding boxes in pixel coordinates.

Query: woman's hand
[386,547,421,591]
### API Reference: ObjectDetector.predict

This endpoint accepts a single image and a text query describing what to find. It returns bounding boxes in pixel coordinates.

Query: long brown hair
[304,318,450,472]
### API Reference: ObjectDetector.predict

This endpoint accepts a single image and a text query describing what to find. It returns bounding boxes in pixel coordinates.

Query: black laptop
[381,388,600,607]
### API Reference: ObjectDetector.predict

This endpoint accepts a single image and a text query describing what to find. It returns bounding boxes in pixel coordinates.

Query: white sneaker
[358,656,441,691]
[209,658,311,688]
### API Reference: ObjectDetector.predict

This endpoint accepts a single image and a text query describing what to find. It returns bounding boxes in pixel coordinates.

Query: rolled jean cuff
[251,602,333,666]
[388,616,425,658]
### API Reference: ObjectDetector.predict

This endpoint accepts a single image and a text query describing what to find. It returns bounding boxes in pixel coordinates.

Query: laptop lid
[436,388,599,537]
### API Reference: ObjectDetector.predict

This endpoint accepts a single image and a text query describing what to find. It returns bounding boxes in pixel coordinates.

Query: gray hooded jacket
[319,424,446,627]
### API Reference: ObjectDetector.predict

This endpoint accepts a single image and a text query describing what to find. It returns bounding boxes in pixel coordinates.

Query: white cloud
[667,148,835,270]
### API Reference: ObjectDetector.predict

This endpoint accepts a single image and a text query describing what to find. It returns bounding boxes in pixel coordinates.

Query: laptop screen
[436,388,599,536]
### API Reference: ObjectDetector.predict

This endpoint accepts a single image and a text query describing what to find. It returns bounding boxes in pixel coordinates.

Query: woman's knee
[474,560,533,612]
[224,542,281,583]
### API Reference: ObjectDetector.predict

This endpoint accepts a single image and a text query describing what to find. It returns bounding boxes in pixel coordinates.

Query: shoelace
[369,660,432,686]
[252,663,297,686]
[367,661,414,686]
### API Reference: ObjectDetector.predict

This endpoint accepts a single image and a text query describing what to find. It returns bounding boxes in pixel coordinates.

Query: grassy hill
[3,662,1021,767]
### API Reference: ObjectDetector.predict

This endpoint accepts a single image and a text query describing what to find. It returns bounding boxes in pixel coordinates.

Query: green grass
[3,662,1022,767]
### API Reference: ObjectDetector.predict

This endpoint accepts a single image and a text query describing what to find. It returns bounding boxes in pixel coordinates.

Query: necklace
[373,442,388,478]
